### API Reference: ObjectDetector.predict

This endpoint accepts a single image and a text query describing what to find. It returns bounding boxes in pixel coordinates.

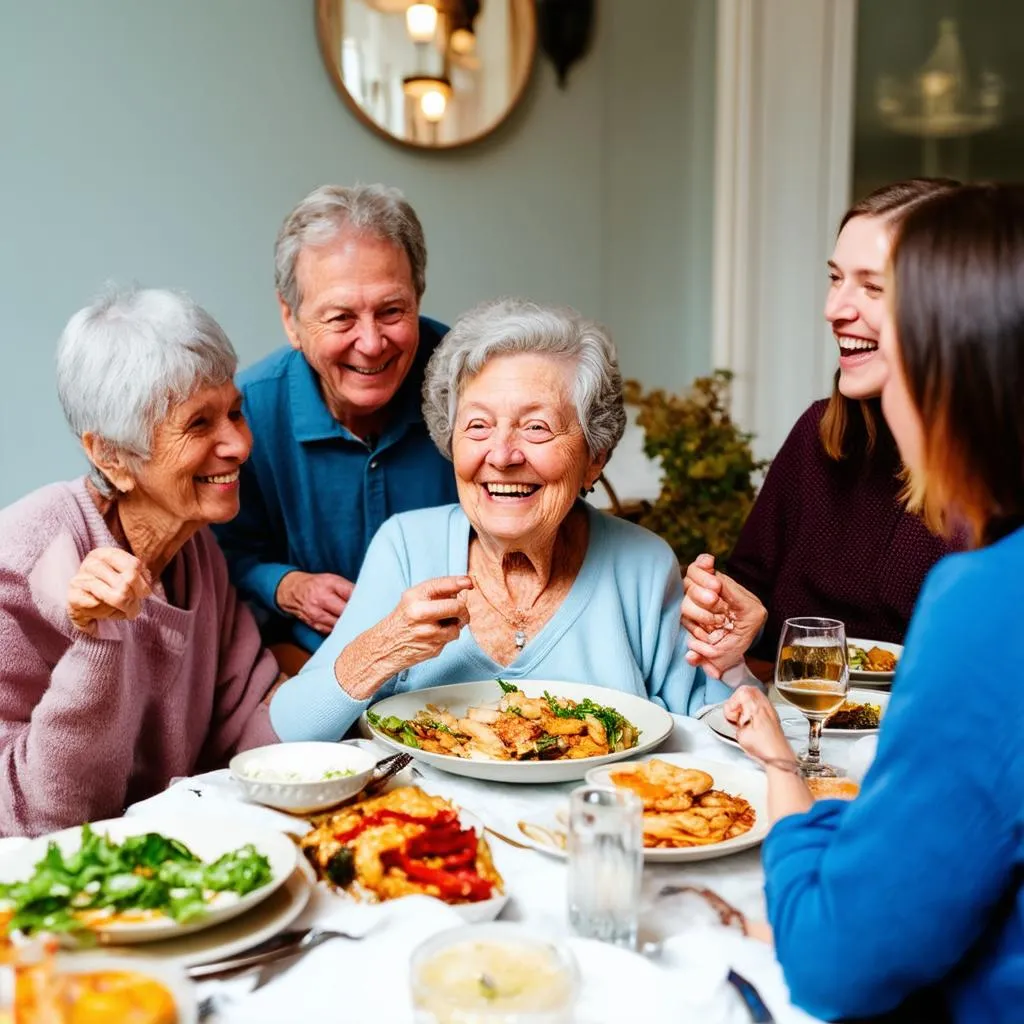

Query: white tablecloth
[130,716,856,1024]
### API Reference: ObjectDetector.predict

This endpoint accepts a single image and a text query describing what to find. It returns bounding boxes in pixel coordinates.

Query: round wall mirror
[316,0,537,150]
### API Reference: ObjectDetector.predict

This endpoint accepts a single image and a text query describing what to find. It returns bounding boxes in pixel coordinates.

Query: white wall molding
[712,0,858,458]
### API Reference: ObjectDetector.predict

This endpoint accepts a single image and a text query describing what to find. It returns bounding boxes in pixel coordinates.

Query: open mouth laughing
[836,335,878,358]
[344,357,396,377]
[482,482,541,501]
[196,471,240,485]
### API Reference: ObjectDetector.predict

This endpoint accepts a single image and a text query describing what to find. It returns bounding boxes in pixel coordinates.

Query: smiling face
[452,353,605,549]
[825,214,894,400]
[124,381,252,528]
[279,229,420,437]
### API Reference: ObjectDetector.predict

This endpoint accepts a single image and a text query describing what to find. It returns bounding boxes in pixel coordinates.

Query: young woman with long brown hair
[725,182,1024,1023]
[683,179,962,673]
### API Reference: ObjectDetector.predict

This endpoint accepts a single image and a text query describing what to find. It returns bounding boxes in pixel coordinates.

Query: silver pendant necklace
[470,573,534,652]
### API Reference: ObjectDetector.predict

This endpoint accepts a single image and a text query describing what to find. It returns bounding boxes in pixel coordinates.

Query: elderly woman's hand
[338,576,474,700]
[682,554,766,678]
[723,686,794,765]
[67,547,152,636]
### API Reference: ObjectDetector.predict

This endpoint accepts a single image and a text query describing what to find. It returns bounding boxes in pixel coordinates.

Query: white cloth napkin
[125,769,312,836]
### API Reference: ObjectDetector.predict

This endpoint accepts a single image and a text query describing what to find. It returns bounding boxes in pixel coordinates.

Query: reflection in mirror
[317,0,537,150]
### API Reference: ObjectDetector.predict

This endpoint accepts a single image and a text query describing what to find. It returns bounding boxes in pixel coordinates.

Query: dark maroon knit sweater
[727,400,957,661]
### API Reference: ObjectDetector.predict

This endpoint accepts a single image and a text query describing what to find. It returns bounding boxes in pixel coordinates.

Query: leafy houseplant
[620,371,768,567]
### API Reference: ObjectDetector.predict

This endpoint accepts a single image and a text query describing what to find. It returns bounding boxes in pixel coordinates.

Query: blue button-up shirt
[213,317,458,651]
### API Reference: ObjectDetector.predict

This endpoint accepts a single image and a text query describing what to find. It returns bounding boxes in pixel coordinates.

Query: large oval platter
[362,679,673,783]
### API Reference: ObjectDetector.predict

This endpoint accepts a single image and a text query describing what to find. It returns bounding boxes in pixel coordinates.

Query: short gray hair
[423,298,627,462]
[56,287,238,496]
[274,184,427,313]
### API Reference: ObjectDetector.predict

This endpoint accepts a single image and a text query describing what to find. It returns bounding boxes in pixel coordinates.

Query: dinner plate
[362,679,673,784]
[82,860,313,969]
[0,815,297,945]
[509,754,768,863]
[700,688,890,754]
[847,638,903,684]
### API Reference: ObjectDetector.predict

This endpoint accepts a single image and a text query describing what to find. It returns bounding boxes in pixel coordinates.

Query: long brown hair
[819,178,960,461]
[890,183,1024,547]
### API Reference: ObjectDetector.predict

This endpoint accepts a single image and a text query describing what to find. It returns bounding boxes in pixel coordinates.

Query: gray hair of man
[423,298,628,466]
[56,287,238,497]
[274,184,428,314]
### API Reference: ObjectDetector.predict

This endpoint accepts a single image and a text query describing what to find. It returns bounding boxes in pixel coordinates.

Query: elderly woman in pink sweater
[0,288,280,837]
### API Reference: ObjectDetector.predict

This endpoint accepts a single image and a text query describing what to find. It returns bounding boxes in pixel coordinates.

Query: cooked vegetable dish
[368,680,639,761]
[0,824,272,937]
[848,644,898,673]
[826,700,882,730]
[302,787,503,905]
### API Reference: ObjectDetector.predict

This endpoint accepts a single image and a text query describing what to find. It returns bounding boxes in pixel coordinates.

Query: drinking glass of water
[775,616,849,778]
[567,786,643,949]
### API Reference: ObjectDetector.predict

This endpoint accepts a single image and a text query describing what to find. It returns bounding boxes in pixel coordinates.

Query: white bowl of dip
[230,742,377,814]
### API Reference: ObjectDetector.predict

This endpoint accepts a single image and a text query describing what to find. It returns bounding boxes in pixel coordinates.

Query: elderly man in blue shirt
[214,184,458,655]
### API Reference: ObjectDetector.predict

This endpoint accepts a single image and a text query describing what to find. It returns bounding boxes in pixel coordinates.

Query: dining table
[115,709,869,1023]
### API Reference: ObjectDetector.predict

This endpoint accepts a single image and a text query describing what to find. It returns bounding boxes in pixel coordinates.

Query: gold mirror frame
[315,0,538,152]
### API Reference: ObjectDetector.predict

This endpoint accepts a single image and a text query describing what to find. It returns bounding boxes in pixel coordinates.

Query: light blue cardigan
[270,503,730,740]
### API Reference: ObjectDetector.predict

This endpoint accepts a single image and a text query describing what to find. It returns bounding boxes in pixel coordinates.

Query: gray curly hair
[423,298,627,462]
[274,184,427,313]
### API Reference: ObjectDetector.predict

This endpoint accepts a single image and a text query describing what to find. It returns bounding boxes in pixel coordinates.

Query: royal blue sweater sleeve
[269,516,411,741]
[763,550,1023,1020]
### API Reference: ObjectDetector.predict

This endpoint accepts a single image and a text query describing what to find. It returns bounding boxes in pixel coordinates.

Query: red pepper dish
[301,787,503,904]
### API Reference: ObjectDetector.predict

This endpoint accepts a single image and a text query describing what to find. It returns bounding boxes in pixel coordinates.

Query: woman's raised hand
[682,554,766,677]
[382,576,473,663]
[67,547,153,636]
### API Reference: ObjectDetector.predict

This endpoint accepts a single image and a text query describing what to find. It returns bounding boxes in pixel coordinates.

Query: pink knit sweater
[0,478,279,837]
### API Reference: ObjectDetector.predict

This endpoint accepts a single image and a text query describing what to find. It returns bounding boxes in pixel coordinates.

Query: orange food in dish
[15,966,178,1024]
[806,777,860,800]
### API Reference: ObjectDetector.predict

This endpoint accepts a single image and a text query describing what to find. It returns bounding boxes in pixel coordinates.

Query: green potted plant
[616,370,768,567]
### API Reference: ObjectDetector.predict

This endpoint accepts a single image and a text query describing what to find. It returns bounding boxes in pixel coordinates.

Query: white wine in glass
[775,617,849,777]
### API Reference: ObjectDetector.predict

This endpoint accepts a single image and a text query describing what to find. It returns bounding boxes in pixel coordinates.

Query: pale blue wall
[0,0,715,506]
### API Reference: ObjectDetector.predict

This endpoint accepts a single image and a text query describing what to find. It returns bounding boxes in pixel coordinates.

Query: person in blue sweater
[271,298,755,741]
[213,185,458,656]
[724,183,1024,1023]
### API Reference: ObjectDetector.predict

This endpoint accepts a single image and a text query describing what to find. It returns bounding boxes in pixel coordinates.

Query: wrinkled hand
[377,575,473,673]
[682,554,766,678]
[723,686,794,765]
[276,571,355,634]
[67,547,152,636]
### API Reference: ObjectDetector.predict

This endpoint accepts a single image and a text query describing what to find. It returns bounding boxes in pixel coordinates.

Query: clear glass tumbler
[567,785,643,949]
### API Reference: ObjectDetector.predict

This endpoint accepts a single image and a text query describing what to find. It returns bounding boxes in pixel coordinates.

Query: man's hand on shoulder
[275,571,354,634]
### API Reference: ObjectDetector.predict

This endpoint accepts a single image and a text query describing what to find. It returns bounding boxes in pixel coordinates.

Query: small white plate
[52,952,197,1023]
[509,754,768,863]
[0,816,297,945]
[700,688,890,754]
[847,638,903,684]
[363,679,673,784]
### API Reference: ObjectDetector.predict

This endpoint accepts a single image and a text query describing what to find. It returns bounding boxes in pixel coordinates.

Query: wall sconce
[405,3,439,44]
[537,0,596,88]
[403,73,453,123]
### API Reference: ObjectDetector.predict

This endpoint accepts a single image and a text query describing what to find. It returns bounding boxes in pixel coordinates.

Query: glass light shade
[406,3,438,44]
[420,88,448,122]
[449,27,476,56]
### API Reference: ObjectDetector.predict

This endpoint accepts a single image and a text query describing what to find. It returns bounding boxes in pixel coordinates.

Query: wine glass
[775,617,849,777]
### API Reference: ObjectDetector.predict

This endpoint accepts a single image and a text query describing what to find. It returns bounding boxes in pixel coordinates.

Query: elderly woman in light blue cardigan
[270,298,755,741]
